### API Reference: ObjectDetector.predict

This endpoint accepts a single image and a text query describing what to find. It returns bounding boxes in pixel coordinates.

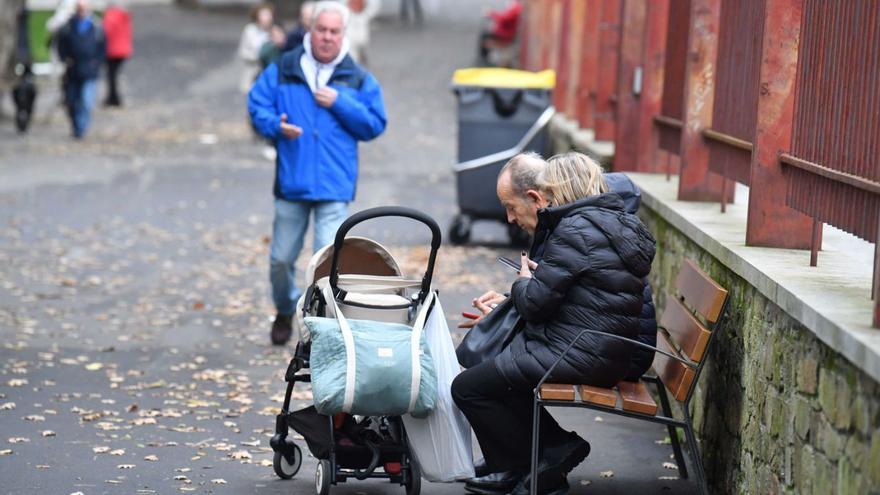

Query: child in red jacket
[102,2,132,106]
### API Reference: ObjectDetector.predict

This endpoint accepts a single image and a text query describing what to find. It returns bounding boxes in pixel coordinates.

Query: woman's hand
[518,251,537,278]
[457,290,507,328]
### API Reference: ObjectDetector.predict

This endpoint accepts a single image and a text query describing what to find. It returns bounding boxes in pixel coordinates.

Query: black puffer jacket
[494,193,656,389]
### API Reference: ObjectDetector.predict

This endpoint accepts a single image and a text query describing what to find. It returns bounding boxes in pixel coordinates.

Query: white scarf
[301,32,351,93]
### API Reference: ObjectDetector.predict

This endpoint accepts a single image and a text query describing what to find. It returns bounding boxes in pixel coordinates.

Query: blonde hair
[540,152,607,206]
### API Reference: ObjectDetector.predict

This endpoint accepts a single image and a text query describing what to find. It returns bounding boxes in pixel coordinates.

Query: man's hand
[279,113,303,140]
[314,87,338,108]
[457,290,507,329]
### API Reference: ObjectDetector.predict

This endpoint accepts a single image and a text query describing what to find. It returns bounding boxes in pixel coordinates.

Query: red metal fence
[517,0,880,326]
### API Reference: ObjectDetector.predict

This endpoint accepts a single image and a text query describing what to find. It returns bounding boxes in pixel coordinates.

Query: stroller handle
[330,206,442,299]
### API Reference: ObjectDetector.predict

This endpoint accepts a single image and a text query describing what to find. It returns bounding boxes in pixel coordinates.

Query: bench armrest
[534,329,697,394]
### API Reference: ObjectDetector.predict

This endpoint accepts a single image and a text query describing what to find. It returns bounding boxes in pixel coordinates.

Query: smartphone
[497,256,522,273]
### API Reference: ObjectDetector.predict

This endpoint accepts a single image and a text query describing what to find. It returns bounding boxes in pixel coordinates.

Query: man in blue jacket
[57,0,105,139]
[249,1,387,345]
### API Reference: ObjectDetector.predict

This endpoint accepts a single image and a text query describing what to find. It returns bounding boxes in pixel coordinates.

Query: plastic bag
[402,298,475,482]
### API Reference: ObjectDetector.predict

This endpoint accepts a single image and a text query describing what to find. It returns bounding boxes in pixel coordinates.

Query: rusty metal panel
[657,0,691,154]
[786,0,880,243]
[613,0,648,170]
[706,0,765,185]
[575,0,602,129]
[594,0,622,141]
[744,0,813,248]
[564,0,587,118]
[554,0,573,113]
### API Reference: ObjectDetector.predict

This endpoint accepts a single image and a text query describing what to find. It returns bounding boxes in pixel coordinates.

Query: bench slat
[579,385,618,408]
[540,384,576,401]
[675,259,728,323]
[653,333,696,402]
[618,381,658,415]
[660,297,712,362]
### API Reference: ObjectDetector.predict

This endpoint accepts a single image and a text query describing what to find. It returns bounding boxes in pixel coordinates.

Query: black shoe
[271,314,293,345]
[474,457,492,478]
[534,434,590,487]
[465,470,526,494]
[508,474,569,495]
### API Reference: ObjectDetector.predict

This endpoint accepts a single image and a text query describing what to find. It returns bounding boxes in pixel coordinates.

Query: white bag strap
[324,287,358,414]
[408,291,435,413]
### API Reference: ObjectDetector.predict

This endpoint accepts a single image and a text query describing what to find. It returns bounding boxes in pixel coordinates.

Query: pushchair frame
[269,206,442,495]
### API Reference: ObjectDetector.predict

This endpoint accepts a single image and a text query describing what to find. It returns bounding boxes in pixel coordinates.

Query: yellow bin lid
[452,68,556,89]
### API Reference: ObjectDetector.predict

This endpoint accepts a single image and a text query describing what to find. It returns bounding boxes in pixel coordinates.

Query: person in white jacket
[345,0,380,65]
[238,3,274,93]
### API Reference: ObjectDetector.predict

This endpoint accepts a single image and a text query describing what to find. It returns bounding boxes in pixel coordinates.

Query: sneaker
[271,314,293,346]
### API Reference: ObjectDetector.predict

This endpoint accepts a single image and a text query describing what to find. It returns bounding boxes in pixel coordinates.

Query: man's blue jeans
[270,199,348,315]
[64,77,97,137]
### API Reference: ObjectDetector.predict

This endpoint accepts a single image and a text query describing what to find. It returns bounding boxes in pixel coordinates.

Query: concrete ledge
[629,172,880,383]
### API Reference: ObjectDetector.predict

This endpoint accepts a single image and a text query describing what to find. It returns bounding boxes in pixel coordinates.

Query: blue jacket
[248,47,387,202]
[57,16,105,81]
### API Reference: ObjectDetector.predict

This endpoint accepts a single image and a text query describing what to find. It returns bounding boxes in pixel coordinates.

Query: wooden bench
[527,259,730,495]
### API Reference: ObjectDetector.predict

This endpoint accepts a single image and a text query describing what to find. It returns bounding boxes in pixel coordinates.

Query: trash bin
[449,68,555,245]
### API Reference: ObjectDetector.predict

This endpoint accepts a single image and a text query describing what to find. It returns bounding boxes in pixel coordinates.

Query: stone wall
[639,208,880,495]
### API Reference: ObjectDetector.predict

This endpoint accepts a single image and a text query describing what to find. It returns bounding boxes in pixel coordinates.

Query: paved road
[0,4,697,494]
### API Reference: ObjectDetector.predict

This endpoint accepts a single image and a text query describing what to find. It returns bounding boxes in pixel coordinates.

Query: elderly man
[249,1,387,346]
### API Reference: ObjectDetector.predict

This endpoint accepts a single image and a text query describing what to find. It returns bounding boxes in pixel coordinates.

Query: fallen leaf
[0,402,15,411]
[110,449,125,456]
[35,464,50,469]
[24,415,45,422]
[599,470,614,478]
[228,450,252,460]
[0,449,12,456]
[579,480,592,486]
[8,437,29,444]
[144,454,159,461]
[258,459,273,467]
[662,462,678,470]
[70,492,84,495]
[93,446,111,453]
[7,379,27,387]
[105,480,122,484]
[659,476,679,480]
[210,479,227,484]
[594,416,604,422]
[85,362,104,371]
[117,464,136,469]
[240,440,260,447]
[41,430,56,437]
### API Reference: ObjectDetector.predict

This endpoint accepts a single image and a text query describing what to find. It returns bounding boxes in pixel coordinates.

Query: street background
[0,2,695,494]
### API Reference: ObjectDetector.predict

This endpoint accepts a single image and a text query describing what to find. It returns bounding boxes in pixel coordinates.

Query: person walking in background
[102,0,132,107]
[248,1,387,346]
[284,1,314,53]
[345,0,380,65]
[478,0,521,65]
[238,3,273,93]
[259,24,288,69]
[57,0,105,139]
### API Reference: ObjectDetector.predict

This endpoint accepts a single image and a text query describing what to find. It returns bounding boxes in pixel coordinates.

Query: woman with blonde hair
[454,151,655,495]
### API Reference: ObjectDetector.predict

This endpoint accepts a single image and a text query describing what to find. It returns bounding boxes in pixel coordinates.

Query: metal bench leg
[683,408,708,495]
[529,395,541,495]
[655,383,689,479]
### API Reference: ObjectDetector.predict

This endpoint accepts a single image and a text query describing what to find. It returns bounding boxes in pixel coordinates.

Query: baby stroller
[270,206,441,495]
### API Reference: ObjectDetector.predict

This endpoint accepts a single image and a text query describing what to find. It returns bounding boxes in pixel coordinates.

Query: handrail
[653,114,683,129]
[780,153,880,195]
[452,106,557,172]
[702,128,753,151]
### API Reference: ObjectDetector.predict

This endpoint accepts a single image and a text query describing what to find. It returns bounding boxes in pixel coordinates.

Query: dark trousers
[452,360,571,472]
[105,57,126,106]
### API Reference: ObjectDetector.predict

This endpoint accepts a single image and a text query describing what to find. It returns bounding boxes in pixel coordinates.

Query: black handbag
[456,297,524,368]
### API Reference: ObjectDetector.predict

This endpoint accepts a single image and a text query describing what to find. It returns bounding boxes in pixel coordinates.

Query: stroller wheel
[449,214,471,245]
[315,459,332,495]
[404,460,421,495]
[273,445,302,479]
